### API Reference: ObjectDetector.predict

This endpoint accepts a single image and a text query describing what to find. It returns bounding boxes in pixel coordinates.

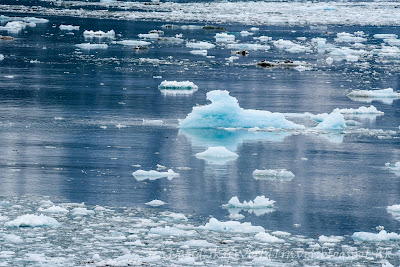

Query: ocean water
[0,1,400,265]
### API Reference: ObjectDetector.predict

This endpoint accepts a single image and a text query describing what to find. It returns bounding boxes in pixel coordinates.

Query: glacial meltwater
[0,0,400,265]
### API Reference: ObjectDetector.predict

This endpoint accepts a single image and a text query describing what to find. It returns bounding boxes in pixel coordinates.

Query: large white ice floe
[195,146,238,164]
[158,80,198,95]
[145,200,166,207]
[75,43,108,50]
[352,230,400,242]
[252,169,295,181]
[315,112,346,130]
[222,196,275,209]
[179,90,303,129]
[186,41,215,50]
[132,169,179,181]
[199,218,264,233]
[83,29,115,38]
[59,24,79,31]
[348,88,400,104]
[5,214,59,227]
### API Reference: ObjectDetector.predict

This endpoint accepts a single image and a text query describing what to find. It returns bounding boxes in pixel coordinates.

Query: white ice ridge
[179,90,303,129]
[75,43,108,50]
[5,214,59,227]
[200,218,264,233]
[195,146,238,165]
[59,25,79,31]
[222,196,275,209]
[83,29,115,38]
[5,2,400,26]
[158,80,198,91]
[352,230,400,242]
[252,169,295,180]
[132,169,179,181]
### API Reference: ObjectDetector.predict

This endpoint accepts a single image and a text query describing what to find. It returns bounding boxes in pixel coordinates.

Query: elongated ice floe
[179,90,303,129]
[348,88,400,104]
[75,43,108,50]
[5,214,59,227]
[145,200,166,207]
[352,230,400,242]
[59,25,79,31]
[254,232,284,243]
[252,169,295,180]
[199,218,264,233]
[189,49,207,56]
[374,34,398,39]
[195,146,238,164]
[157,80,198,95]
[333,105,384,115]
[149,226,197,236]
[132,169,179,181]
[227,43,270,51]
[117,40,151,46]
[138,33,159,39]
[222,196,275,209]
[186,41,215,50]
[83,29,115,38]
[335,32,366,43]
[0,21,35,33]
[38,205,69,214]
[215,33,235,42]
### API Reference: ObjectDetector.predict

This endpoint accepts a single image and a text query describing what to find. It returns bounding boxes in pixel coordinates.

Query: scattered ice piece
[149,226,197,236]
[182,240,216,247]
[229,213,245,220]
[223,196,275,209]
[158,80,198,91]
[117,40,151,46]
[75,43,108,50]
[71,207,95,216]
[333,105,384,115]
[240,30,253,36]
[250,27,259,31]
[214,32,235,42]
[5,214,59,227]
[132,169,179,181]
[0,54,4,61]
[227,43,270,51]
[348,88,400,104]
[2,234,23,244]
[335,32,366,43]
[190,49,208,56]
[252,169,295,181]
[138,33,159,39]
[386,162,400,177]
[145,200,166,207]
[254,232,284,243]
[179,90,303,129]
[38,206,69,214]
[387,204,400,221]
[83,29,115,38]
[319,235,344,243]
[272,231,291,236]
[315,112,346,130]
[142,119,163,125]
[186,41,215,50]
[352,230,400,242]
[59,25,79,31]
[374,34,398,39]
[181,25,203,30]
[200,218,264,233]
[273,39,310,53]
[253,36,272,42]
[195,146,238,165]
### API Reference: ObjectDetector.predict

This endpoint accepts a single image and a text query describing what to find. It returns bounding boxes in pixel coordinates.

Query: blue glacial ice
[179,90,304,129]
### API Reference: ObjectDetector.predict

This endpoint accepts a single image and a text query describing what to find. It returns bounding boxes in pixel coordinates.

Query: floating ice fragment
[335,32,366,43]
[190,49,207,56]
[179,90,303,129]
[71,207,95,216]
[352,230,400,242]
[0,54,4,61]
[2,234,23,244]
[229,213,245,220]
[75,43,108,50]
[149,226,197,236]
[315,112,346,130]
[227,43,270,51]
[223,196,275,209]
[200,218,264,233]
[5,214,59,227]
[252,169,295,181]
[83,29,115,38]
[186,41,215,50]
[240,30,253,36]
[319,235,344,243]
[254,232,284,243]
[195,146,238,165]
[138,33,159,39]
[273,39,310,53]
[145,200,166,207]
[348,88,400,104]
[374,34,398,39]
[158,80,198,91]
[117,40,151,46]
[385,162,400,177]
[59,25,79,31]
[38,205,69,214]
[132,169,179,181]
[387,204,400,221]
[333,105,384,115]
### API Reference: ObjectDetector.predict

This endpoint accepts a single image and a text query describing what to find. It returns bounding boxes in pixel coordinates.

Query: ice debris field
[1,0,400,266]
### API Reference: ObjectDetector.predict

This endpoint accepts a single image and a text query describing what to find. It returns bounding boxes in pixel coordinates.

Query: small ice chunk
[117,40,151,46]
[215,33,235,42]
[250,27,259,31]
[132,169,179,181]
[142,119,163,125]
[387,204,400,220]
[253,36,272,42]
[252,169,295,180]
[229,214,245,220]
[2,234,23,244]
[59,25,79,31]
[240,30,253,36]
[83,29,115,38]
[348,88,400,100]
[38,205,69,214]
[222,196,275,209]
[186,41,215,50]
[374,34,398,39]
[158,80,198,90]
[145,200,166,207]
[71,207,95,216]
[0,54,4,61]
[5,214,59,227]
[254,232,284,243]
[75,43,108,50]
[200,218,264,233]
[195,146,238,165]
[138,33,159,39]
[315,112,346,130]
[149,226,197,236]
[333,105,384,115]
[227,43,270,51]
[335,32,366,43]
[319,235,344,243]
[190,50,207,56]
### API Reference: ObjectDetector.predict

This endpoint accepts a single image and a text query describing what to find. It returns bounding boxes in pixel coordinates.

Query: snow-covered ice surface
[0,4,400,266]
